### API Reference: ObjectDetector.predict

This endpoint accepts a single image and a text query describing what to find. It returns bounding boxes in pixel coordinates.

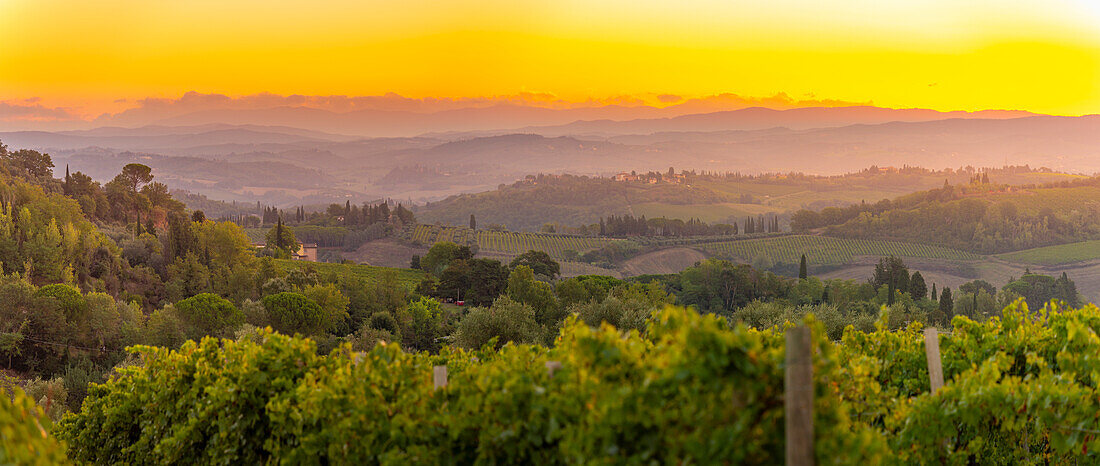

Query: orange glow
[2,0,1100,118]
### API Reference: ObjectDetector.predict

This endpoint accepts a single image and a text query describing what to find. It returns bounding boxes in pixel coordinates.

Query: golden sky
[2,0,1100,117]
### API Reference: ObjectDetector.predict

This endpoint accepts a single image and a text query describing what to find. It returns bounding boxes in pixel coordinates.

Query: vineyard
[996,240,1100,266]
[699,235,983,265]
[411,225,619,259]
[41,302,1100,463]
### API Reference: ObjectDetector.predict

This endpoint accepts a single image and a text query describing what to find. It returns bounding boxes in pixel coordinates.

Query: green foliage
[264,219,298,258]
[453,296,542,350]
[35,284,87,321]
[506,265,560,325]
[398,296,446,352]
[58,306,896,463]
[174,293,245,340]
[508,250,561,278]
[56,331,321,464]
[300,283,350,334]
[262,292,325,336]
[0,386,69,464]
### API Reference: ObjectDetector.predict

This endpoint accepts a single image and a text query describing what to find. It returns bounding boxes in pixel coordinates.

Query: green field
[997,240,1100,266]
[274,259,425,288]
[698,235,983,265]
[412,225,617,259]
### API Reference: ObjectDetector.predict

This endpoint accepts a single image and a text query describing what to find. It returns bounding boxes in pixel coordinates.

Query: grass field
[698,235,983,266]
[996,240,1100,266]
[411,225,616,260]
[274,259,425,288]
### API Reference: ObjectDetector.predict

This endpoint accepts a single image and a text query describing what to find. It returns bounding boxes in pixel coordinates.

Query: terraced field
[411,225,617,260]
[274,259,425,288]
[699,235,983,266]
[997,240,1100,266]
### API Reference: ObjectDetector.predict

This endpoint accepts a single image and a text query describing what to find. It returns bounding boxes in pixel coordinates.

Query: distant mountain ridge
[2,110,1099,208]
[69,104,1041,138]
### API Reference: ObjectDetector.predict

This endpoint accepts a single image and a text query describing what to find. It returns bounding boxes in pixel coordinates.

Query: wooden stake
[433,365,448,390]
[545,360,562,377]
[785,326,814,466]
[924,328,944,393]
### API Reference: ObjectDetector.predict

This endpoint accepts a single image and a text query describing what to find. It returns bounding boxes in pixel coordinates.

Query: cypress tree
[939,287,954,315]
[469,214,477,230]
[931,283,938,301]
[909,271,928,299]
[275,217,286,251]
[799,254,807,280]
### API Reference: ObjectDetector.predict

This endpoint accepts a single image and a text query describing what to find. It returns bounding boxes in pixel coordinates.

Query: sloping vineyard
[700,235,983,265]
[411,225,615,259]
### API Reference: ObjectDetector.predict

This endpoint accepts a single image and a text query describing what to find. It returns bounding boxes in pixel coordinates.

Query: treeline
[791,177,1100,253]
[270,200,415,228]
[590,214,779,237]
[646,255,1081,339]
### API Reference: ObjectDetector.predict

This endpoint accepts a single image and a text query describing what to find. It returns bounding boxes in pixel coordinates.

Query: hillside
[416,167,1081,231]
[793,176,1100,254]
[7,113,1100,207]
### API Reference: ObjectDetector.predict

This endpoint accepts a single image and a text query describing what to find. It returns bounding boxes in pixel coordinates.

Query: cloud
[0,100,82,122]
[657,94,683,103]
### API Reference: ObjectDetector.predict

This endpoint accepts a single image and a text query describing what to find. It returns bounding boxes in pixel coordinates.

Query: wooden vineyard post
[433,365,448,390]
[923,328,944,393]
[545,361,562,378]
[785,326,813,466]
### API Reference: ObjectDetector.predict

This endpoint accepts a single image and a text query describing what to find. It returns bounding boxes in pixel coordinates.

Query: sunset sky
[3,0,1100,120]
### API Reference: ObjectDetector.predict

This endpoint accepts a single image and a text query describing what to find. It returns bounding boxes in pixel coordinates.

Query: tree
[301,284,350,334]
[191,210,206,223]
[262,292,325,335]
[871,256,909,292]
[469,214,476,230]
[174,293,245,340]
[939,287,954,316]
[798,254,808,280]
[931,283,938,301]
[421,241,470,276]
[410,255,421,270]
[399,296,444,352]
[509,250,560,279]
[2,148,54,179]
[119,163,154,192]
[452,296,540,350]
[465,258,510,306]
[506,265,560,325]
[265,218,298,258]
[909,271,928,300]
